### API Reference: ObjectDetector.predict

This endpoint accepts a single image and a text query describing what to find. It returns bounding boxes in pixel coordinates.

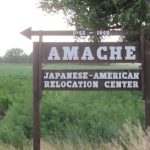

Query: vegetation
[0,2,145,139]
[0,120,149,150]
[37,0,148,31]
[0,48,32,63]
[37,0,150,42]
[0,63,144,149]
[0,1,147,149]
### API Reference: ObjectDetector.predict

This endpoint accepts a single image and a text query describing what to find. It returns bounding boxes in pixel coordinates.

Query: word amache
[47,46,136,60]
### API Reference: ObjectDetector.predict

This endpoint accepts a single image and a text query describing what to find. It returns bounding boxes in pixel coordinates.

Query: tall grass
[0,63,144,149]
[0,120,149,150]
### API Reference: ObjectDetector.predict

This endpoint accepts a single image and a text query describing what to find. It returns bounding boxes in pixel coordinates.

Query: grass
[43,63,141,70]
[0,63,144,149]
[0,120,149,150]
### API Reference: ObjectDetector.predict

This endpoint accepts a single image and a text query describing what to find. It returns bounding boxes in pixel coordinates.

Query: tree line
[0,48,32,63]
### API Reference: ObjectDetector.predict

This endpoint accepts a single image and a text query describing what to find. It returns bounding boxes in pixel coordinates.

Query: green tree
[4,48,28,63]
[37,0,149,31]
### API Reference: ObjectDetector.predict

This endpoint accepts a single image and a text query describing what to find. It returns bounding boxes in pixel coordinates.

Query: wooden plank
[144,41,150,129]
[40,42,141,63]
[20,27,141,39]
[33,43,41,150]
[42,70,141,91]
[42,30,141,36]
[39,31,43,100]
[144,41,150,96]
[141,30,145,100]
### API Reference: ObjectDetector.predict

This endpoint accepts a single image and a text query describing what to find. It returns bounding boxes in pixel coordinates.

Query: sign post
[21,28,150,150]
[144,41,150,128]
[33,43,40,150]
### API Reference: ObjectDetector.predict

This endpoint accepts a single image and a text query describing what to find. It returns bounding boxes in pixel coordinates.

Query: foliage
[4,48,27,63]
[0,120,150,150]
[37,0,148,31]
[0,64,32,117]
[0,64,32,147]
[1,48,32,63]
[40,91,144,141]
[0,64,144,148]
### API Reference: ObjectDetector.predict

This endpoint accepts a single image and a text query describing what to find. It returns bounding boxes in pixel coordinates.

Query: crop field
[0,63,145,149]
[43,63,140,70]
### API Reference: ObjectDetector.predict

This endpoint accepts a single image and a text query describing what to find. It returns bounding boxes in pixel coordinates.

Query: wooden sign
[42,70,141,91]
[21,28,150,150]
[34,42,141,63]
[20,27,141,39]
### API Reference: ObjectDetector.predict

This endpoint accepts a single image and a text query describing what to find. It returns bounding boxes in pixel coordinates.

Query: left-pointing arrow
[20,27,32,40]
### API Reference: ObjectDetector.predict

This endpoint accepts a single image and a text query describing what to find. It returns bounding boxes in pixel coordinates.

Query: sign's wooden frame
[21,28,149,150]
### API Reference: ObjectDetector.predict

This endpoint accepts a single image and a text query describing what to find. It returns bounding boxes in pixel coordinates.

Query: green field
[43,63,140,70]
[0,63,144,149]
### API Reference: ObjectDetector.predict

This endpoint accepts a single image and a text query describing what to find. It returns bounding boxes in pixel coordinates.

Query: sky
[0,0,118,57]
[0,0,75,57]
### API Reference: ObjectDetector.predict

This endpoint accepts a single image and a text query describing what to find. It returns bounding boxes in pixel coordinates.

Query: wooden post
[141,30,145,100]
[144,40,150,129]
[33,31,43,150]
[33,42,40,150]
[39,31,43,100]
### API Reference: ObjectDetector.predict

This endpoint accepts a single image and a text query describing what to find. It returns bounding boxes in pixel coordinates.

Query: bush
[40,91,144,142]
[0,64,145,148]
